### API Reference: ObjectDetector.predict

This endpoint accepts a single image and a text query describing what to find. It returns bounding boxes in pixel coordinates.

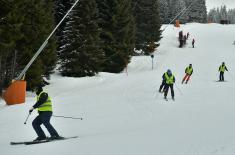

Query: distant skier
[218,62,228,81]
[29,85,62,141]
[187,32,189,39]
[163,69,175,100]
[192,38,195,48]
[183,35,187,45]
[182,64,193,84]
[179,31,184,48]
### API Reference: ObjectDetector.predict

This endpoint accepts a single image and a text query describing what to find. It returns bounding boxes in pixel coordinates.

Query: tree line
[208,5,235,24]
[159,0,207,24]
[0,0,161,91]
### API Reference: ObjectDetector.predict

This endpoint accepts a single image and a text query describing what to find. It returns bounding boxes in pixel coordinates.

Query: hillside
[1,23,235,155]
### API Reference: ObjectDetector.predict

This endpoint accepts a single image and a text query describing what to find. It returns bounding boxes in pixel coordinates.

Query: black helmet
[35,85,43,94]
[167,69,172,74]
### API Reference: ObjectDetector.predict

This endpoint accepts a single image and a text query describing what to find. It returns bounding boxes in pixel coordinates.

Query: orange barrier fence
[175,20,180,27]
[3,80,26,105]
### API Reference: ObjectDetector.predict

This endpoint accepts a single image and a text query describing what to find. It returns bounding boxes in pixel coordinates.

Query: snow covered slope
[1,23,235,155]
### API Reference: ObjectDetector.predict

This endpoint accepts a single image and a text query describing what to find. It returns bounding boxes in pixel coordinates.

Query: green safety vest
[164,73,175,84]
[37,92,52,112]
[186,67,193,74]
[219,65,226,72]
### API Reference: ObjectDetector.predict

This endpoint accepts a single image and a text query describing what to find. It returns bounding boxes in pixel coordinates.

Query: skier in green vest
[29,85,62,141]
[218,62,228,81]
[163,69,175,100]
[182,64,193,84]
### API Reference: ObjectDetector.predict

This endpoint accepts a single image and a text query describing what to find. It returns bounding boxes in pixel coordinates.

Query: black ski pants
[32,111,59,138]
[159,80,166,92]
[164,84,174,98]
[219,71,225,81]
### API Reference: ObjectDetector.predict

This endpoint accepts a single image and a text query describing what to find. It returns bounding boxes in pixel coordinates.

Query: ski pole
[175,84,183,95]
[52,115,83,120]
[24,112,31,125]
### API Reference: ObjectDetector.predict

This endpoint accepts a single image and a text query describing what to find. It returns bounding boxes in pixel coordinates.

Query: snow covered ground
[1,23,235,155]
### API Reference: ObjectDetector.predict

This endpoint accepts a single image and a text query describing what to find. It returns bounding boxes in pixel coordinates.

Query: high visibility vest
[219,65,226,72]
[186,67,193,75]
[37,92,52,112]
[164,73,175,84]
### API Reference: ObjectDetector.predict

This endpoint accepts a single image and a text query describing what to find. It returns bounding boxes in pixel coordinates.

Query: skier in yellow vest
[163,69,175,100]
[29,85,62,141]
[182,64,193,84]
[218,62,228,81]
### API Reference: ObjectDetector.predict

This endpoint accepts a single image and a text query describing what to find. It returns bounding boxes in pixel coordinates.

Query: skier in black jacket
[29,85,62,141]
[159,72,167,93]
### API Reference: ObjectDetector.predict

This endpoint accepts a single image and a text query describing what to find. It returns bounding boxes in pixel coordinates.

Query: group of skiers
[159,69,176,100]
[158,62,228,100]
[24,61,228,142]
[179,31,195,48]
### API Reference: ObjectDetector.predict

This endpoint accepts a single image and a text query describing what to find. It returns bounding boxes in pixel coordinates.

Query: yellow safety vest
[186,67,193,74]
[164,73,175,84]
[37,92,52,112]
[219,65,226,72]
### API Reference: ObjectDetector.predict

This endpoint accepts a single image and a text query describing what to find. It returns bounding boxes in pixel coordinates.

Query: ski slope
[1,23,235,155]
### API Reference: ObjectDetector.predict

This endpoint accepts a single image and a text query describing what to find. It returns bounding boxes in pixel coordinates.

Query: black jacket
[33,92,48,109]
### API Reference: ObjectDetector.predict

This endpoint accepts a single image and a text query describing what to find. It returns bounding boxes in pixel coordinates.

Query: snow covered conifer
[133,0,162,55]
[159,0,170,24]
[96,0,135,73]
[172,0,188,24]
[59,0,104,77]
[0,0,25,88]
[186,0,207,23]
[16,0,57,89]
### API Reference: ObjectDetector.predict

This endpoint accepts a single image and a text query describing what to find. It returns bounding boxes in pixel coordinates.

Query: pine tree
[186,0,207,23]
[0,0,11,17]
[173,0,188,24]
[97,0,135,73]
[54,0,71,52]
[166,0,175,22]
[59,0,104,77]
[220,5,228,20]
[15,0,57,89]
[159,0,170,24]
[208,6,235,24]
[133,0,162,55]
[207,8,218,23]
[0,0,25,89]
[228,9,235,24]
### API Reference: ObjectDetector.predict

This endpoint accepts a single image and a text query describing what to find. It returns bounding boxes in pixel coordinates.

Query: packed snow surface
[1,23,235,155]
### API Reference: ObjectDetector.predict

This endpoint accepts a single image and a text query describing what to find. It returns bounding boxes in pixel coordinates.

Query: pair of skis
[164,98,175,101]
[10,136,78,145]
[159,91,175,101]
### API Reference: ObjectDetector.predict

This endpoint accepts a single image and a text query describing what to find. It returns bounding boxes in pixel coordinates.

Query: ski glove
[29,107,34,113]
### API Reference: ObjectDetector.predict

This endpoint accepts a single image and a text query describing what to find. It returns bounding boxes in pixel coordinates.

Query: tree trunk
[10,50,17,80]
